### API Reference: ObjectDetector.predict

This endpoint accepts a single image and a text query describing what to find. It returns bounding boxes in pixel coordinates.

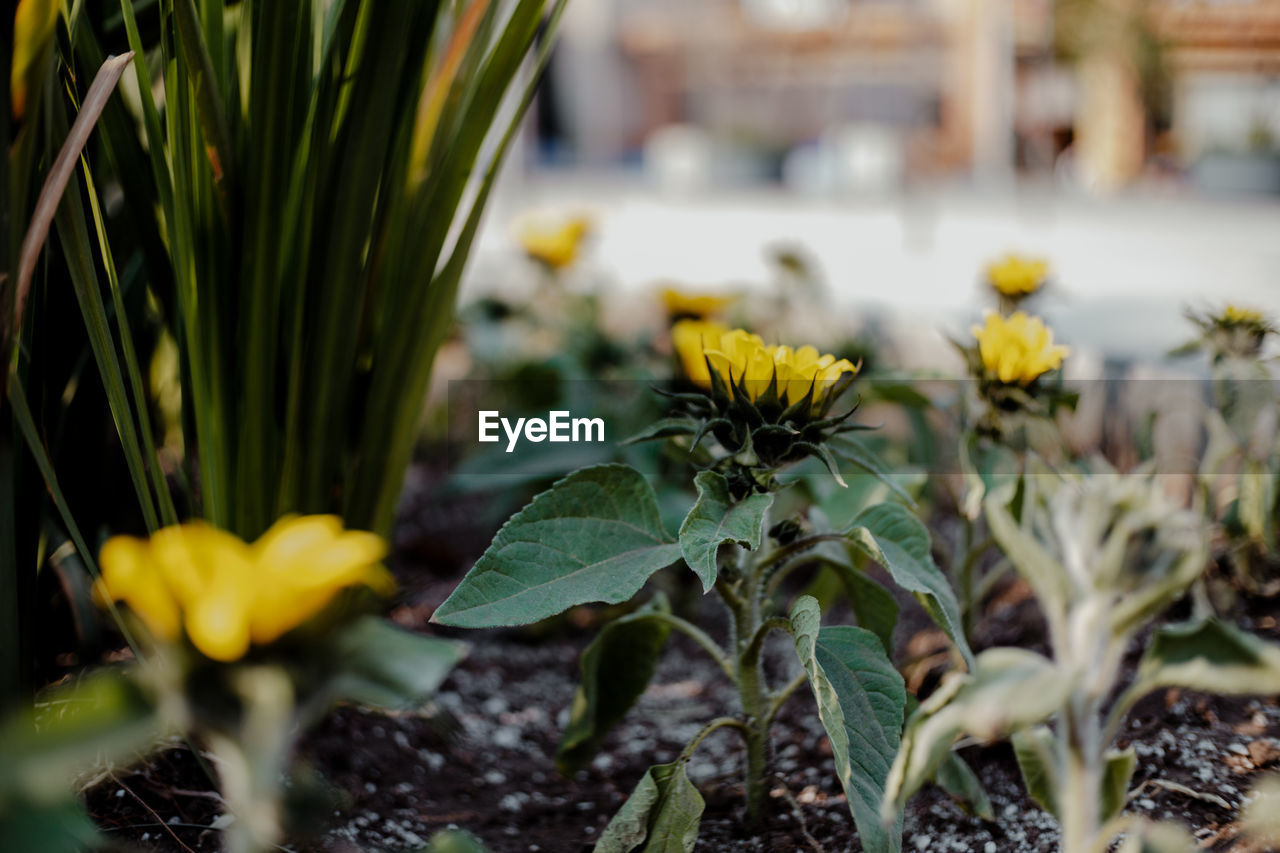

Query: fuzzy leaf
[1011,726,1059,818]
[1135,618,1280,697]
[434,465,681,627]
[1101,746,1137,823]
[983,497,1071,629]
[558,597,673,773]
[935,751,995,821]
[883,648,1066,821]
[846,503,974,669]
[790,596,906,853]
[595,761,704,853]
[678,471,773,591]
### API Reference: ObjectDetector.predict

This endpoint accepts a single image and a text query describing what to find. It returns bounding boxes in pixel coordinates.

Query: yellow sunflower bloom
[972,311,1069,386]
[671,320,857,410]
[986,254,1049,298]
[95,516,392,662]
[518,215,591,270]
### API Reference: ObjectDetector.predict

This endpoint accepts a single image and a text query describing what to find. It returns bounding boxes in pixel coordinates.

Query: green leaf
[595,761,704,853]
[1134,618,1280,697]
[325,617,465,711]
[983,497,1070,631]
[424,828,491,853]
[883,648,1066,821]
[934,751,995,821]
[1101,746,1137,823]
[1,671,158,805]
[434,465,681,628]
[1011,726,1060,817]
[846,503,974,670]
[678,471,773,591]
[622,418,701,445]
[790,596,906,853]
[828,433,915,505]
[558,596,674,774]
[810,539,899,654]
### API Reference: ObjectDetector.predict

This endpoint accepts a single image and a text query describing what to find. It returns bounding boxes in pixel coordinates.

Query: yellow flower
[11,0,61,122]
[661,288,734,320]
[1221,305,1265,327]
[518,215,591,270]
[973,312,1068,386]
[986,254,1049,298]
[671,320,857,410]
[95,516,392,662]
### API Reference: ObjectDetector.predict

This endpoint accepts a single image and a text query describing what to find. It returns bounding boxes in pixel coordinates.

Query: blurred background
[463,0,1280,364]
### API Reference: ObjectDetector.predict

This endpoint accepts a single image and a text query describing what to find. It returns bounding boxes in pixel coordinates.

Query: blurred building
[542,0,1280,194]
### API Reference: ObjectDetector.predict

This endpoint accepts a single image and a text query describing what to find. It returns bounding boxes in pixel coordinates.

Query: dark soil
[81,474,1280,852]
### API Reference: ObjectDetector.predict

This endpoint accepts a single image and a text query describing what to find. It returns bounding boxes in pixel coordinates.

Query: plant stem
[1058,694,1102,853]
[633,611,736,680]
[721,537,776,826]
[677,716,754,764]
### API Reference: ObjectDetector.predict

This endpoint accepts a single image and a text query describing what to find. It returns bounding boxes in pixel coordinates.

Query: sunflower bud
[662,321,861,484]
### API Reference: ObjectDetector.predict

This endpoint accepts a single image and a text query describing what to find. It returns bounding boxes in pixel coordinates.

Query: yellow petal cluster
[986,254,1049,297]
[671,320,857,409]
[518,216,591,270]
[95,516,393,662]
[1221,305,1265,327]
[972,311,1069,386]
[660,287,733,320]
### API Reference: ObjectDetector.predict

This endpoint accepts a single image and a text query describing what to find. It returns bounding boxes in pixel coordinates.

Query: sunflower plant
[884,467,1280,853]
[1174,305,1280,569]
[92,515,463,853]
[946,310,1075,636]
[435,324,977,853]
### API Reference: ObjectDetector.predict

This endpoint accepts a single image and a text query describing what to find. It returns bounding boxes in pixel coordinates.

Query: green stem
[676,716,754,765]
[765,672,808,728]
[633,611,735,680]
[1058,694,1102,853]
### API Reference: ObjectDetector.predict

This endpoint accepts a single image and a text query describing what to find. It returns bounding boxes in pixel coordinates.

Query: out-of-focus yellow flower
[661,287,734,321]
[973,311,1068,386]
[986,254,1049,298]
[1221,305,1265,327]
[671,320,730,387]
[671,320,857,410]
[518,216,591,270]
[12,0,62,122]
[95,517,393,662]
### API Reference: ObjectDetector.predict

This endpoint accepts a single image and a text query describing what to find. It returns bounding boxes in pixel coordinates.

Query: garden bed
[83,493,1280,852]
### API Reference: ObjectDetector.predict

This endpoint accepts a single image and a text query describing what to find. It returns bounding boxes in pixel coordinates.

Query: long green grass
[94,0,568,539]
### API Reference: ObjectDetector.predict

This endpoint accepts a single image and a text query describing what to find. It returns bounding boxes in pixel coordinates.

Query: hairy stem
[1058,694,1102,853]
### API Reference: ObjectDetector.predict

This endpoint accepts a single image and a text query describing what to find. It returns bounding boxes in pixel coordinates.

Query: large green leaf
[827,433,915,505]
[790,596,906,853]
[810,538,899,654]
[434,465,681,628]
[595,761,704,853]
[558,596,673,774]
[846,503,974,669]
[1134,618,1280,697]
[678,471,773,591]
[322,617,465,712]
